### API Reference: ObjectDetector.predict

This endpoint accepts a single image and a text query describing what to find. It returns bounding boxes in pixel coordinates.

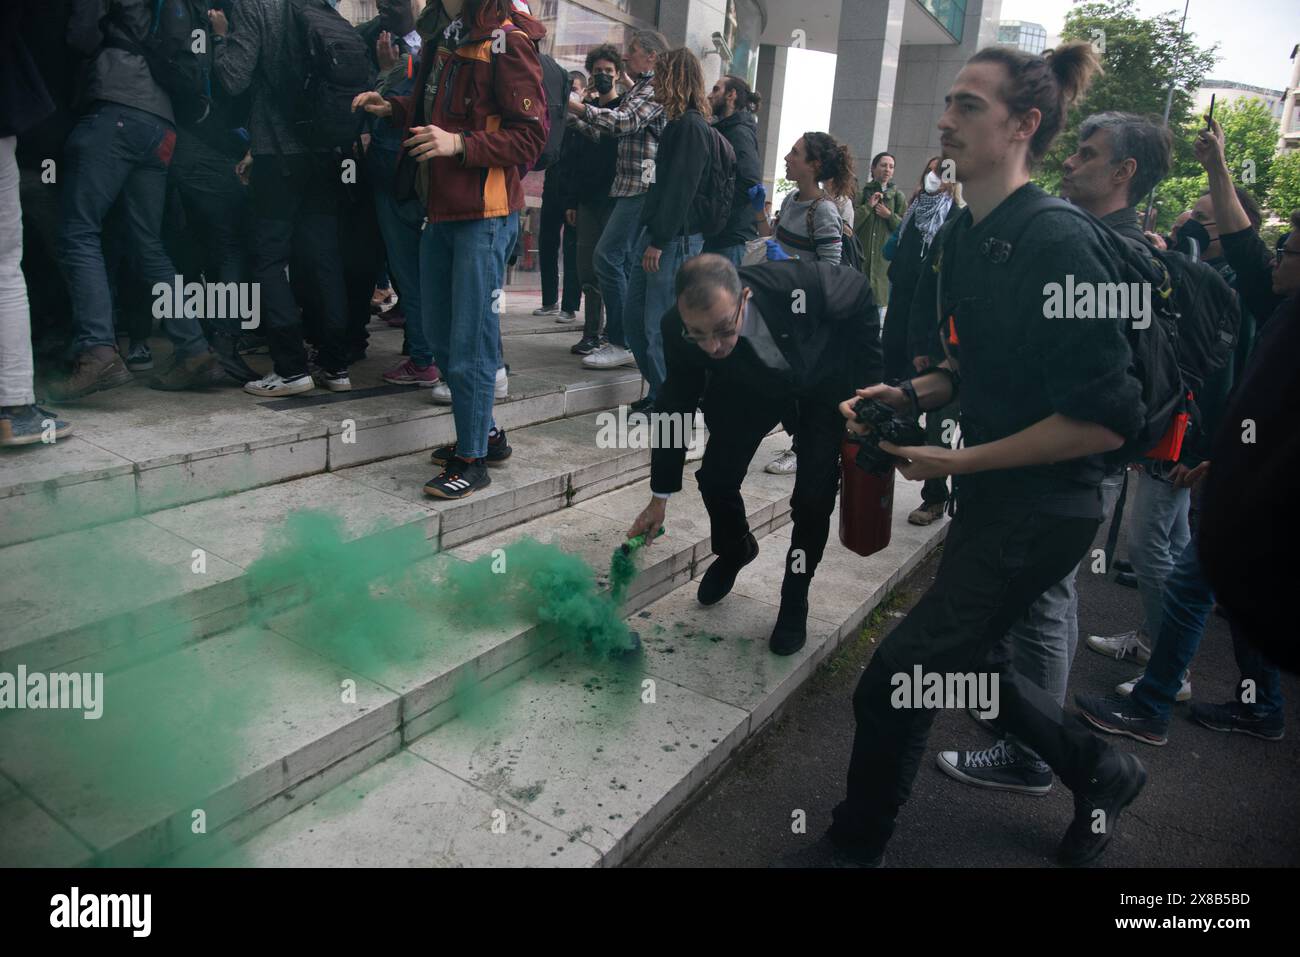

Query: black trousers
[248,152,348,377]
[696,380,844,596]
[828,499,1110,853]
[538,191,580,312]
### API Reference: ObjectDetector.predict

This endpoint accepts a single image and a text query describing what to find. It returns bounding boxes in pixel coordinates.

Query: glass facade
[918,0,966,43]
[996,20,1047,55]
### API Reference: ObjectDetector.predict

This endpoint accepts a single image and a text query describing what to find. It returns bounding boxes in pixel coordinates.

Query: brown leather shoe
[149,351,219,391]
[907,501,947,526]
[48,350,134,400]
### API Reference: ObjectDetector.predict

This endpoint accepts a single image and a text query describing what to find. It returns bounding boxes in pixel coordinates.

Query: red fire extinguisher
[839,435,895,557]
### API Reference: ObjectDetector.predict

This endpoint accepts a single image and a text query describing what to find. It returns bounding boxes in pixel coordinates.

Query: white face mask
[924,171,942,194]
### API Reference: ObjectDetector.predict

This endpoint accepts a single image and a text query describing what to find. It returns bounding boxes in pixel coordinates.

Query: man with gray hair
[934,111,1170,795]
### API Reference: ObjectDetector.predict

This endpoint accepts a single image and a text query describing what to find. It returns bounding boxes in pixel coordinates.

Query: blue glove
[765,239,792,261]
[747,183,767,212]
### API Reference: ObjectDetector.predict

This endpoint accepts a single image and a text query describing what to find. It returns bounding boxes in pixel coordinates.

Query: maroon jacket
[387,7,547,224]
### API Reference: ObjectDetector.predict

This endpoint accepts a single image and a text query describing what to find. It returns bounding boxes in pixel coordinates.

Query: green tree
[1268,148,1300,218]
[1030,0,1218,230]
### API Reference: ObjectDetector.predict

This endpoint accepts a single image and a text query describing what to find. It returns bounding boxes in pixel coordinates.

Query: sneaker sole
[1078,707,1168,746]
[1190,715,1284,740]
[422,481,488,500]
[1117,682,1191,702]
[935,754,1053,795]
[243,382,315,397]
[1059,756,1147,867]
[0,423,74,446]
[316,379,352,393]
[429,452,511,468]
[582,358,637,369]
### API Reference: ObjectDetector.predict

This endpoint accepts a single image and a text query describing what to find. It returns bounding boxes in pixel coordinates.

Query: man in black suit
[625,254,882,655]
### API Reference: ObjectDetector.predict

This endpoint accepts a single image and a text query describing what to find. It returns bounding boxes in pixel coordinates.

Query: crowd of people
[2,1,1296,867]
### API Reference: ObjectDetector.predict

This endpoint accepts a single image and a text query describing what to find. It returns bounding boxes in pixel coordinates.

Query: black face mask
[592,74,615,95]
[1176,218,1212,258]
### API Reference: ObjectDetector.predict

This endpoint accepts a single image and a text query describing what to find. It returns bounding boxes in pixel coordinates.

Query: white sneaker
[1085,630,1151,664]
[1117,670,1192,702]
[581,343,636,369]
[765,448,797,474]
[243,372,315,397]
[555,311,578,324]
[430,367,508,405]
[532,305,559,317]
[313,369,352,392]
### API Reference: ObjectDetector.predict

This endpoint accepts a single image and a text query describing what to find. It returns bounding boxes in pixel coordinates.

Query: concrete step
[219,472,946,867]
[0,411,663,676]
[0,438,793,867]
[5,318,643,548]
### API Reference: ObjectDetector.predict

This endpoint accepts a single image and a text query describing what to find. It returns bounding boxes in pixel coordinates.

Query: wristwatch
[898,379,921,418]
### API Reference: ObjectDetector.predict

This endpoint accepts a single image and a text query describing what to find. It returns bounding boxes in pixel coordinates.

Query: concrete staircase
[0,313,948,868]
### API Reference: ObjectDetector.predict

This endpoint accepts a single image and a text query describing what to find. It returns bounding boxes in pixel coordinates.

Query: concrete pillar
[828,0,906,178]
[755,44,789,199]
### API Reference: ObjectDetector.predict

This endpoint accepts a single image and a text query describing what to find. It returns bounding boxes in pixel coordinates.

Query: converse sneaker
[1190,700,1285,741]
[430,429,512,467]
[532,304,560,317]
[431,367,508,404]
[581,342,636,369]
[1074,692,1169,746]
[125,341,154,371]
[936,739,1053,795]
[243,372,315,398]
[0,405,72,446]
[1117,670,1191,702]
[383,358,441,387]
[1085,629,1151,664]
[313,368,352,392]
[423,456,490,500]
[765,447,797,474]
[1057,750,1146,866]
[908,502,946,525]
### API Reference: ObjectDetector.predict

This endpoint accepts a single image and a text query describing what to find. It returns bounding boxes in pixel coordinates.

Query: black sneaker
[1057,749,1146,866]
[430,429,512,467]
[936,739,1053,795]
[1190,700,1284,741]
[423,457,490,500]
[776,834,885,869]
[1075,692,1169,746]
[629,396,655,414]
[570,336,602,356]
[697,534,759,606]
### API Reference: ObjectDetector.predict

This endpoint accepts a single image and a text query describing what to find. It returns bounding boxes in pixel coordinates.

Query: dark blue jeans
[624,228,703,402]
[591,193,644,349]
[59,102,207,358]
[373,188,430,367]
[420,212,518,460]
[1132,499,1284,720]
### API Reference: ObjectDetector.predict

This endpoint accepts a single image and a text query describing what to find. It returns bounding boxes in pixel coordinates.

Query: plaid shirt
[568,73,667,198]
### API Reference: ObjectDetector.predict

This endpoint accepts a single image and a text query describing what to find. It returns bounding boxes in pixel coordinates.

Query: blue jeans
[624,228,703,402]
[1129,469,1190,640]
[59,102,207,358]
[591,193,645,349]
[373,188,430,367]
[710,242,746,267]
[1133,501,1284,720]
[420,212,517,460]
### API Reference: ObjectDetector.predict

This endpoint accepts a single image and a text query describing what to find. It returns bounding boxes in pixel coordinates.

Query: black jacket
[703,109,761,251]
[2,0,56,140]
[561,94,621,209]
[651,260,882,493]
[640,108,712,248]
[543,125,583,203]
[912,183,1145,517]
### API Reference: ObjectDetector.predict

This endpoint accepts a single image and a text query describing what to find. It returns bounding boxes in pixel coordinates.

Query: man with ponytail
[816,42,1149,868]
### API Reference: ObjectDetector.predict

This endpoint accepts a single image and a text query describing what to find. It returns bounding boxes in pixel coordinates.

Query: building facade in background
[996,19,1045,55]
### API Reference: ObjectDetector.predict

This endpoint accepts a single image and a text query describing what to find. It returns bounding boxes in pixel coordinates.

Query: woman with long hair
[621,47,712,409]
[764,131,855,266]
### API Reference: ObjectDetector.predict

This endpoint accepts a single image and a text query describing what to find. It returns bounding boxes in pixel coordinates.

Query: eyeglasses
[682,289,748,345]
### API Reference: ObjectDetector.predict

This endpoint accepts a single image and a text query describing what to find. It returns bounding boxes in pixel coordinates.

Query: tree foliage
[1268,148,1300,219]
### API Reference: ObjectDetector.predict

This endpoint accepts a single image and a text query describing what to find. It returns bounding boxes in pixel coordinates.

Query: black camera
[846,398,925,476]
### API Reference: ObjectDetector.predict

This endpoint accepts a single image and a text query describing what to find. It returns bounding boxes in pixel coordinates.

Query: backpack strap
[805,196,824,262]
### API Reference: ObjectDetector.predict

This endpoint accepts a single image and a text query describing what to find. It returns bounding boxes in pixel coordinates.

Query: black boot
[697,533,759,606]
[770,571,811,656]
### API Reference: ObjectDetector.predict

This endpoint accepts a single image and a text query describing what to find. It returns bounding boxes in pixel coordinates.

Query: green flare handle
[622,525,666,555]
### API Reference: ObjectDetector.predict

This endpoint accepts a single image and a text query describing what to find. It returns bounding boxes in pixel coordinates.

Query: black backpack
[934,194,1239,464]
[531,53,569,172]
[271,0,371,151]
[697,126,737,239]
[103,0,213,126]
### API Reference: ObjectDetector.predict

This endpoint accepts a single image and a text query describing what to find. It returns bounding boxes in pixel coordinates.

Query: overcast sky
[776,0,1298,188]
